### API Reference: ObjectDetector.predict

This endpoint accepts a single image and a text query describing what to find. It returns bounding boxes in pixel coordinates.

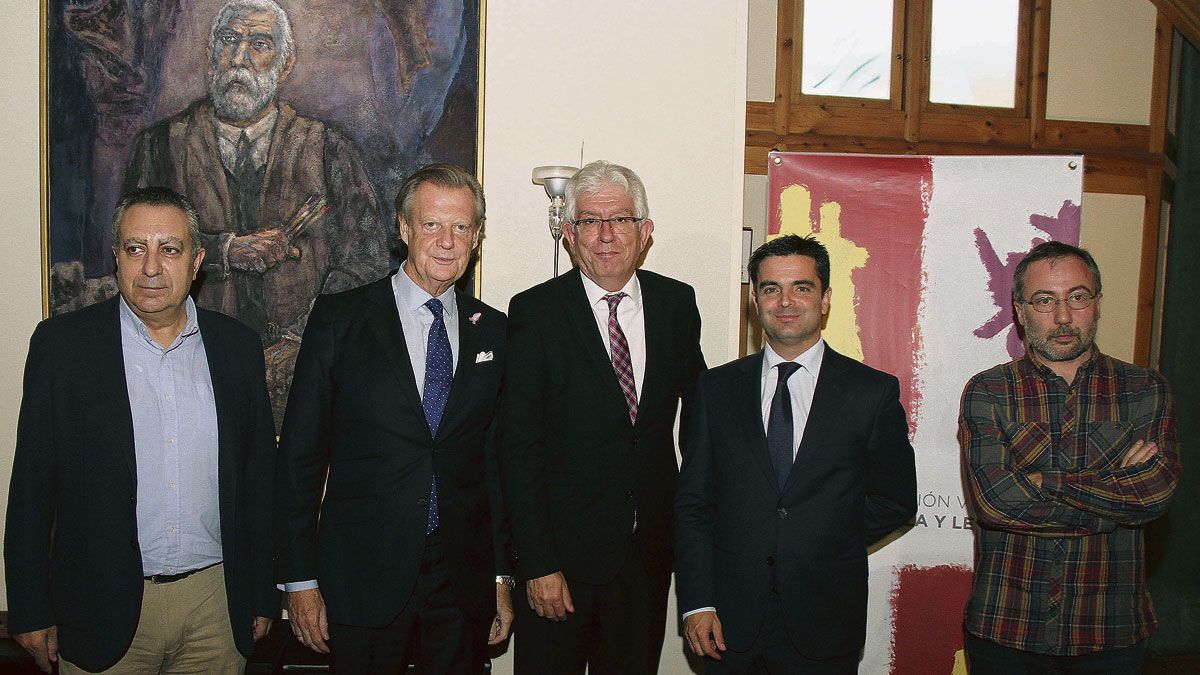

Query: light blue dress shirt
[119,296,222,576]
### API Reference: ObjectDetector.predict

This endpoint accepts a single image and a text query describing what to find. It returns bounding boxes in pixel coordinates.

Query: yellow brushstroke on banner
[953,648,968,674]
[775,184,868,361]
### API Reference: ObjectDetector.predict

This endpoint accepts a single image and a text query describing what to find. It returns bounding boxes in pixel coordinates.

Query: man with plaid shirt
[959,241,1181,674]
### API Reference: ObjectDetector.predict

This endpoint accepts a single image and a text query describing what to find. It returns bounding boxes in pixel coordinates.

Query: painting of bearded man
[45,0,481,428]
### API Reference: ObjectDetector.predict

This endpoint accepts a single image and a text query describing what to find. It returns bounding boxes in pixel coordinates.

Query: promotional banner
[768,153,1083,674]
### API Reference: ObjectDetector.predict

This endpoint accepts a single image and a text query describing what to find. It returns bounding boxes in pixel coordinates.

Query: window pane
[929,0,1019,107]
[801,0,893,99]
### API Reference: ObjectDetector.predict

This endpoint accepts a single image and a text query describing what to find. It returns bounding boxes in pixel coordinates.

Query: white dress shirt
[760,340,825,458]
[215,106,278,174]
[580,272,647,398]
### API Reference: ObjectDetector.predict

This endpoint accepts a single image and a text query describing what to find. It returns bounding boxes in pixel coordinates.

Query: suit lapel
[185,103,233,224]
[439,291,481,438]
[97,299,137,485]
[561,270,627,401]
[736,352,778,494]
[365,275,426,423]
[781,345,848,495]
[636,271,665,428]
[197,310,238,534]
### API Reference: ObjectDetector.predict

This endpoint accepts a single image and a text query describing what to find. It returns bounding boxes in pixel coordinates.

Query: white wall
[1047,0,1157,124]
[480,2,747,366]
[0,0,46,614]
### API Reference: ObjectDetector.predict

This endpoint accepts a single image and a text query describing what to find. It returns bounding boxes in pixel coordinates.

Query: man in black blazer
[675,235,916,673]
[6,187,277,673]
[499,160,706,674]
[275,164,513,673]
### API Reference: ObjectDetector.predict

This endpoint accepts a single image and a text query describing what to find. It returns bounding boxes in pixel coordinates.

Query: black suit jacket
[4,297,277,671]
[498,268,705,584]
[674,346,917,658]
[274,273,511,627]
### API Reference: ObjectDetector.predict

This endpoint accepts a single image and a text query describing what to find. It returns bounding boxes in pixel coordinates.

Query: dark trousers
[705,592,858,675]
[514,538,670,675]
[964,630,1147,675]
[327,533,487,674]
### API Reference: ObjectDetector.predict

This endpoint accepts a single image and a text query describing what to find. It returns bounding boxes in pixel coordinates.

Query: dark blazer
[674,346,917,659]
[274,273,511,627]
[4,297,277,671]
[498,268,705,584]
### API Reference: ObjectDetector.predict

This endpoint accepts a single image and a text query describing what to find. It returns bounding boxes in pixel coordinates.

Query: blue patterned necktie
[767,362,801,490]
[423,298,453,534]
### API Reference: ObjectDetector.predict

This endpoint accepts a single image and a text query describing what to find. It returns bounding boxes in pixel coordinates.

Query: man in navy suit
[275,164,513,673]
[6,187,277,673]
[675,234,916,673]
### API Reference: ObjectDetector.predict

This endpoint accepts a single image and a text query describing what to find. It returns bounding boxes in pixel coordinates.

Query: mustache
[216,67,257,89]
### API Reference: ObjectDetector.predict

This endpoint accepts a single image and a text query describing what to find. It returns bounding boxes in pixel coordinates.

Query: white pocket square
[475,351,494,363]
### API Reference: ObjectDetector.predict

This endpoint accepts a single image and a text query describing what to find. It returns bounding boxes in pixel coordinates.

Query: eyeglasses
[570,216,644,236]
[1021,291,1099,313]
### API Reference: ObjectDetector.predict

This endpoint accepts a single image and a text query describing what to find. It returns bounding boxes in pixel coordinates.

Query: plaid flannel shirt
[959,350,1181,655]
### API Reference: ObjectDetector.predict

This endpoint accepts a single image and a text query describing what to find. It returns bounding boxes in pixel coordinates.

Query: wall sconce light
[532,165,578,277]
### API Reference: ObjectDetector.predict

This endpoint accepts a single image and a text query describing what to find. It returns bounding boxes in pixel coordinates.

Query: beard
[1026,323,1096,363]
[210,65,280,122]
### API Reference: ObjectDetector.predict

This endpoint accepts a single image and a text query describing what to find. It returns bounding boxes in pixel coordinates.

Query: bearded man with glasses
[959,240,1181,674]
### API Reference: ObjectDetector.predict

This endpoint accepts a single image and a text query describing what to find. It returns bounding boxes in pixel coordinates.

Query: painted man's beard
[210,66,279,122]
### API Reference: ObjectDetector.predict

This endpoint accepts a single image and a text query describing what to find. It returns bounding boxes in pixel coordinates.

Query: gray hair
[564,160,649,221]
[395,163,487,231]
[209,0,295,70]
[111,187,203,254]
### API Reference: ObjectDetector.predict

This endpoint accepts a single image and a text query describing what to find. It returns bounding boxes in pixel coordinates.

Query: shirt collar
[580,271,642,311]
[118,295,201,352]
[761,339,825,379]
[1021,346,1099,383]
[392,266,458,318]
[215,106,279,147]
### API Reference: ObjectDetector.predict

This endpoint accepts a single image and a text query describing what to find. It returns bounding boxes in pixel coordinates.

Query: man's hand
[684,611,726,660]
[526,571,574,621]
[253,616,273,641]
[1121,440,1159,468]
[14,626,58,673]
[489,582,515,645]
[229,228,298,272]
[287,588,330,654]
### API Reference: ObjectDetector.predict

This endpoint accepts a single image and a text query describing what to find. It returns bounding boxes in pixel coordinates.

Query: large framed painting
[43,0,484,427]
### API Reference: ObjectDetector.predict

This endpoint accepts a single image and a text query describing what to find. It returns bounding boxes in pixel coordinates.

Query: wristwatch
[495,575,516,590]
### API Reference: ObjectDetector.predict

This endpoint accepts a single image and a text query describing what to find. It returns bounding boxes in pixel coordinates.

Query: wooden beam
[1149,13,1174,155]
[773,0,796,134]
[1149,0,1200,52]
[1135,169,1165,366]
[1029,0,1051,146]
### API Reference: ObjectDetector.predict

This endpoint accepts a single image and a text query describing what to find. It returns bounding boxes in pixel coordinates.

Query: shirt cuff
[682,607,716,620]
[279,580,319,592]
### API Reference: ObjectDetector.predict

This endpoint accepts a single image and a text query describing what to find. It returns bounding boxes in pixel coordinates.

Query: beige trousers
[60,563,244,675]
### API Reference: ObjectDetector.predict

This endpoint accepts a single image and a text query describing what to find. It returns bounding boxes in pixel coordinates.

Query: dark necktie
[234,131,255,183]
[422,298,453,533]
[604,293,638,425]
[768,362,801,490]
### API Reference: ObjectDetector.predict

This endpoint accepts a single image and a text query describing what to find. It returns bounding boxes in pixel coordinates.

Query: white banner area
[768,153,1083,674]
